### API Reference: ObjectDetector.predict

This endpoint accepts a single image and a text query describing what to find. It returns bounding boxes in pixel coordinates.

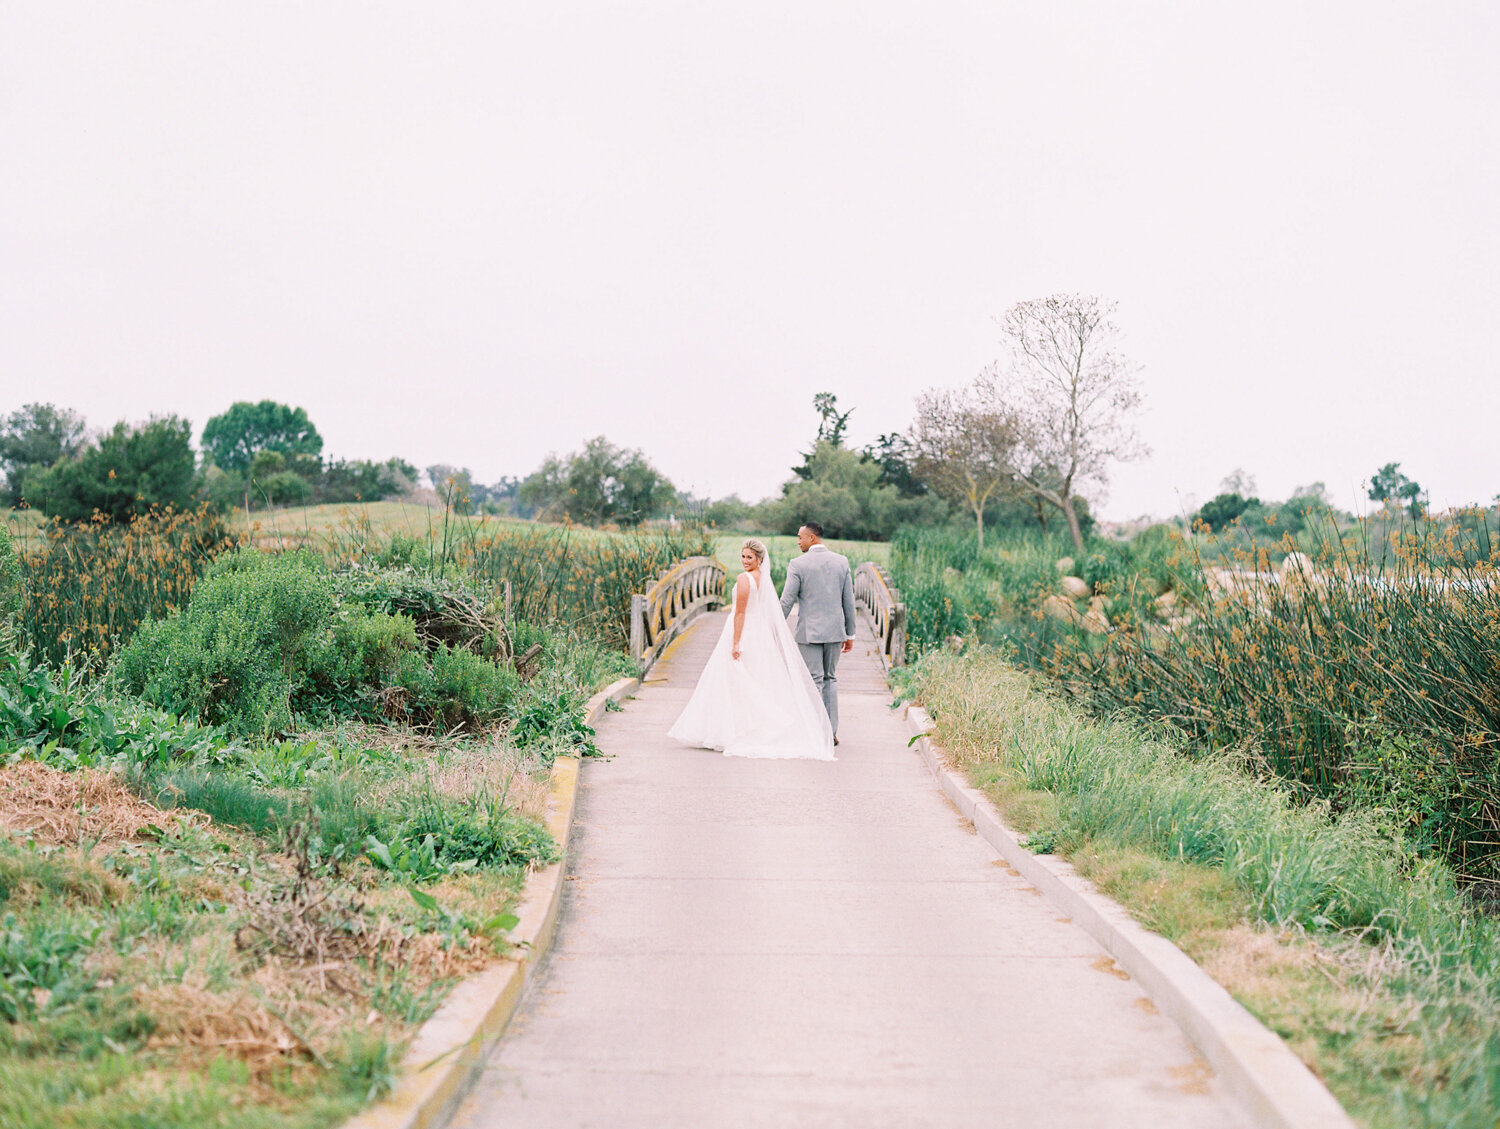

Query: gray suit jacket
[780,545,857,644]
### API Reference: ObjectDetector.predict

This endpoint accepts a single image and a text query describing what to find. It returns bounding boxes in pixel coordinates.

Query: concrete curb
[902,705,1356,1129]
[341,675,641,1129]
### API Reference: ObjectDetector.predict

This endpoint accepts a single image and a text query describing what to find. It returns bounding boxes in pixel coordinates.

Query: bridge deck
[452,611,1249,1128]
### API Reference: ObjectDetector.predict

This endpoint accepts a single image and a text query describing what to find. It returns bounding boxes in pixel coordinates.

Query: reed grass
[1051,508,1500,883]
[8,505,242,669]
[899,649,1500,1129]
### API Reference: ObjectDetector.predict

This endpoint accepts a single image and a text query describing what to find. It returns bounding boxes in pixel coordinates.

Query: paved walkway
[453,612,1250,1128]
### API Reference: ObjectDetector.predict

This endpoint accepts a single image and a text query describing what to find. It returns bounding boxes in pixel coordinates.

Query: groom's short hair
[801,521,825,538]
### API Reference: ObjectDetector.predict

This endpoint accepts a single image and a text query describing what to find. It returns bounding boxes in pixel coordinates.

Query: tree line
[703,294,1146,553]
[0,401,419,523]
[2,293,1149,548]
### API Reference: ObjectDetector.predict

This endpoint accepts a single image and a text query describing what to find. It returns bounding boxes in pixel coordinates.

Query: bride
[668,538,835,760]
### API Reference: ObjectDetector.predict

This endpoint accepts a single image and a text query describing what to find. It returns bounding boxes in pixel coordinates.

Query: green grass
[897,648,1500,1129]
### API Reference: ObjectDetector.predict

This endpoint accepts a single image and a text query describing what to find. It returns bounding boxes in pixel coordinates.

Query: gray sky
[3,3,1496,519]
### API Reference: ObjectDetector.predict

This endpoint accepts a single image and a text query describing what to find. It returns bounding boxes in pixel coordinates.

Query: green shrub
[412,644,517,731]
[111,550,332,738]
[0,526,20,648]
[110,549,520,738]
[372,791,556,876]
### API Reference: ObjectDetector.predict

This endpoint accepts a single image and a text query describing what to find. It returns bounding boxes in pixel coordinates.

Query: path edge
[340,675,640,1129]
[903,704,1357,1129]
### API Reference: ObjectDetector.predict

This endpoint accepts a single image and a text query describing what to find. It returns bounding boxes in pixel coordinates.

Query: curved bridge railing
[629,555,727,675]
[854,561,907,669]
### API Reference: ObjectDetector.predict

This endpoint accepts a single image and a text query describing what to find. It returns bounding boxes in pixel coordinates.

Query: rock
[944,634,967,653]
[1056,557,1075,575]
[1060,575,1092,600]
[1041,594,1083,626]
[1079,599,1110,634]
[1139,575,1166,598]
[944,566,963,580]
[1280,552,1313,577]
[1154,588,1178,611]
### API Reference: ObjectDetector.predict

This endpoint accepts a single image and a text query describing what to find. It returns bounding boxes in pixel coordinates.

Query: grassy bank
[0,511,658,1127]
[885,514,1500,889]
[896,649,1500,1129]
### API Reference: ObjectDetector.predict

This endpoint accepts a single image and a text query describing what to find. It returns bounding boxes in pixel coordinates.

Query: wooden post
[890,603,907,667]
[629,593,646,665]
[503,579,513,622]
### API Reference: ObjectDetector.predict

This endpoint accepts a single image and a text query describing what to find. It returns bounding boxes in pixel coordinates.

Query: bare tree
[908,381,1019,547]
[990,294,1147,553]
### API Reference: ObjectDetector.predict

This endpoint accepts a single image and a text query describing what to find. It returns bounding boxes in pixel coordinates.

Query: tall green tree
[1369,462,1426,519]
[27,415,197,522]
[776,441,945,540]
[792,392,854,481]
[0,402,87,505]
[201,400,323,473]
[519,437,675,526]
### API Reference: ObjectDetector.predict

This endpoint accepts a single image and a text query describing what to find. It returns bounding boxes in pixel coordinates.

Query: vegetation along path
[452,610,1252,1128]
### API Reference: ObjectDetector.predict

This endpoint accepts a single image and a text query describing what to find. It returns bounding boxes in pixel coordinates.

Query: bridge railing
[854,561,906,668]
[629,555,727,675]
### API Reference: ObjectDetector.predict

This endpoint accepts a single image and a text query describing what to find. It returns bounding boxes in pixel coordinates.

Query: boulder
[1139,575,1166,598]
[1056,557,1075,575]
[1041,594,1083,626]
[1154,588,1178,612]
[1280,552,1313,577]
[1081,596,1111,634]
[1060,575,1092,600]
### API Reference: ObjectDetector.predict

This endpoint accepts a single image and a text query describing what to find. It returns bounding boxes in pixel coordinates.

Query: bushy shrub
[112,550,332,737]
[334,565,500,656]
[111,548,520,738]
[0,526,19,652]
[390,644,518,731]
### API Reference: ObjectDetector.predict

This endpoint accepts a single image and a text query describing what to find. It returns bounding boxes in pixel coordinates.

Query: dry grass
[0,761,203,845]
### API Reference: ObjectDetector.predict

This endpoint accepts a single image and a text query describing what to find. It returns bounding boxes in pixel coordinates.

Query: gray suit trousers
[798,641,842,736]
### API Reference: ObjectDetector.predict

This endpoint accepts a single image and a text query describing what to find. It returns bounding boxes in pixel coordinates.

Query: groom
[780,521,857,745]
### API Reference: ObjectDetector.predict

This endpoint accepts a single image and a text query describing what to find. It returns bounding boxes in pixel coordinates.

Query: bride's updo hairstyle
[741,538,768,564]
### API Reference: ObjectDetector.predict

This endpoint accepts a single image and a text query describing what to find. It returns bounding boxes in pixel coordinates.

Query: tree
[317,457,415,505]
[863,432,928,498]
[1369,462,1426,519]
[989,294,1147,553]
[0,403,87,505]
[426,465,477,515]
[518,437,675,527]
[1196,492,1258,532]
[907,380,1019,547]
[27,415,196,522]
[202,401,323,473]
[792,393,854,481]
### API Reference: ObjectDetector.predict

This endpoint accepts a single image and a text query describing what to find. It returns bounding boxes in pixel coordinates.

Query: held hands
[842,638,854,654]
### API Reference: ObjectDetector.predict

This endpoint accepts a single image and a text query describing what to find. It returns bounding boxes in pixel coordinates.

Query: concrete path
[452,612,1251,1129]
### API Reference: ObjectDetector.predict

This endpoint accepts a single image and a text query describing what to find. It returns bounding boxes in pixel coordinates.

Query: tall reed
[1052,508,1500,882]
[12,506,242,669]
[458,524,715,648]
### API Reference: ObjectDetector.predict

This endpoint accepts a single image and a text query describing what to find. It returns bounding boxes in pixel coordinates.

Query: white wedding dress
[668,568,835,760]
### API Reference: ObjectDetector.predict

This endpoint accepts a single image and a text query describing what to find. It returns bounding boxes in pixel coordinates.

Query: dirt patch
[0,762,203,845]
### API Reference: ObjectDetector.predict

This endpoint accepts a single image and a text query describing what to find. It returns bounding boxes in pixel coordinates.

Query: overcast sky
[2,3,1496,520]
